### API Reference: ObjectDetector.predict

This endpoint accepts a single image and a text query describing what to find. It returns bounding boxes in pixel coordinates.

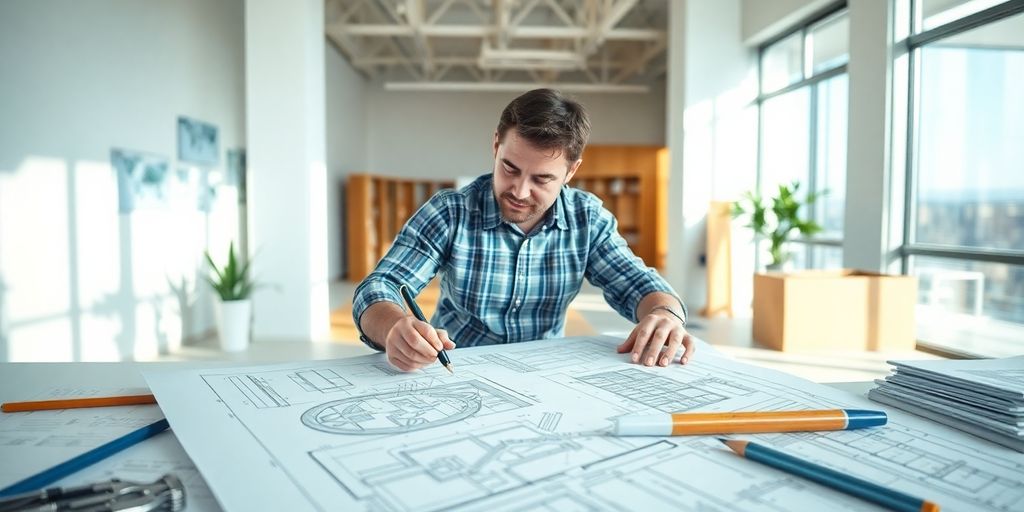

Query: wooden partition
[575,145,668,269]
[346,174,454,281]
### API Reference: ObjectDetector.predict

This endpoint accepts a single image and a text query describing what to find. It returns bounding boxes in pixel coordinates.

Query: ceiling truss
[325,0,668,93]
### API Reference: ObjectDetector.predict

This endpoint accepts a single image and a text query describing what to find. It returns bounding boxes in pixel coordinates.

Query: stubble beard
[497,192,539,224]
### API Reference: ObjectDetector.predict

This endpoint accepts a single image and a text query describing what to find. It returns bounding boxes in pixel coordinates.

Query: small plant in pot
[205,242,253,352]
[732,181,825,271]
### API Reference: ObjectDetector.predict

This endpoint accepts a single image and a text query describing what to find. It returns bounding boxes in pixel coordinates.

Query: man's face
[492,130,581,231]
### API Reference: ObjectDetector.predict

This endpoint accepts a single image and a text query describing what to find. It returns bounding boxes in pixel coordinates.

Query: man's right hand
[384,316,456,372]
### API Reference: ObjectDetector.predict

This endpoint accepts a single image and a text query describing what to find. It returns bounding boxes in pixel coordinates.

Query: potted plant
[732,181,825,271]
[205,242,253,352]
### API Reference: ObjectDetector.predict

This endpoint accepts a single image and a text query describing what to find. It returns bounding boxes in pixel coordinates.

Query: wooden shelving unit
[574,145,668,270]
[346,146,667,280]
[346,174,454,281]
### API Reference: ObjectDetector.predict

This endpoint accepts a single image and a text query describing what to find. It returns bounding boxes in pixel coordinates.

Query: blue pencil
[0,418,170,497]
[719,438,940,512]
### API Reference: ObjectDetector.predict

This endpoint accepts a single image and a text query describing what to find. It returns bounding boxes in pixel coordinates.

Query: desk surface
[0,360,874,405]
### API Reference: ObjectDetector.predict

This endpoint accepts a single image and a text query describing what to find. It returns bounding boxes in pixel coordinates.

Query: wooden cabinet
[346,174,454,281]
[575,145,668,269]
[346,146,668,281]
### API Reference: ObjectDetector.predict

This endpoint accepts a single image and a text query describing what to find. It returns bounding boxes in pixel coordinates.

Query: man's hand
[384,316,456,372]
[617,309,694,367]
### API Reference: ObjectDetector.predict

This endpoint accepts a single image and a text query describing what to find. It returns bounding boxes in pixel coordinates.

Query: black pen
[399,285,455,375]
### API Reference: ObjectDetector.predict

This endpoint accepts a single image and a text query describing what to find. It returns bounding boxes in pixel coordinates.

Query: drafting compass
[0,473,184,512]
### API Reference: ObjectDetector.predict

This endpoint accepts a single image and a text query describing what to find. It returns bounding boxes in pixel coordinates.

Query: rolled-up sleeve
[583,206,686,323]
[352,192,455,350]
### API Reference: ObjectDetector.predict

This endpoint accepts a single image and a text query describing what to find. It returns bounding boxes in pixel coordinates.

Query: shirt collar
[477,174,571,232]
[480,178,503,230]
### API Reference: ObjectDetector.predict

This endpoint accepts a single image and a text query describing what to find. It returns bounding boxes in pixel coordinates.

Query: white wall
[364,83,667,180]
[666,0,759,316]
[325,43,367,280]
[0,0,246,361]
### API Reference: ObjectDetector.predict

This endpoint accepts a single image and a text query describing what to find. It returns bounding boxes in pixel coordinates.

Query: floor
[162,280,942,384]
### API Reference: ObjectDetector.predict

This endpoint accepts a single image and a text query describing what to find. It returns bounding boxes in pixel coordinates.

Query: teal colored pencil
[0,418,169,497]
[719,438,940,512]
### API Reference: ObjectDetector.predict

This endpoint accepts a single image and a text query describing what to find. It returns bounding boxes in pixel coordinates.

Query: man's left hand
[616,310,694,367]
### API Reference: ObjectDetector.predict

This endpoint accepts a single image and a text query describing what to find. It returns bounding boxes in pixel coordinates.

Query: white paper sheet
[0,392,165,488]
[146,336,1024,512]
[888,356,1024,400]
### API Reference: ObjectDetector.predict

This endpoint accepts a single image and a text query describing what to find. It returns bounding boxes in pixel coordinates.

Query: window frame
[756,1,849,270]
[899,0,1024,270]
[897,0,1024,355]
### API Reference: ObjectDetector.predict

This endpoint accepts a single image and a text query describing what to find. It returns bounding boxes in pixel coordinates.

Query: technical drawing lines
[309,422,644,512]
[288,369,353,393]
[813,428,1024,510]
[574,369,754,412]
[458,343,608,373]
[537,412,562,432]
[300,379,533,435]
[229,375,289,408]
[302,388,480,435]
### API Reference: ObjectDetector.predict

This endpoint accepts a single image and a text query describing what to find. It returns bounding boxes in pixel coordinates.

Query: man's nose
[510,178,531,199]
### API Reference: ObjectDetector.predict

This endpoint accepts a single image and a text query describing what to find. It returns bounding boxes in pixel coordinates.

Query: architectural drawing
[146,336,1024,512]
[0,395,166,490]
[311,422,642,511]
[301,378,533,435]
[289,369,352,393]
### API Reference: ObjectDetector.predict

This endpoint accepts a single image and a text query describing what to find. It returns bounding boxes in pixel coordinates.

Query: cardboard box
[752,270,918,351]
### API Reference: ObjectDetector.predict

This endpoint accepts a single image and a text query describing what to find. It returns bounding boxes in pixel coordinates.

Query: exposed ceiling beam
[384,81,649,93]
[330,22,661,40]
[581,0,638,55]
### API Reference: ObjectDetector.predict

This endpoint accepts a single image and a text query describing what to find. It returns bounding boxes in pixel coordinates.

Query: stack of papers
[869,356,1024,452]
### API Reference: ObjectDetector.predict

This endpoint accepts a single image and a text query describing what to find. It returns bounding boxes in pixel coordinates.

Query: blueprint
[0,387,217,510]
[0,391,164,488]
[145,336,1024,511]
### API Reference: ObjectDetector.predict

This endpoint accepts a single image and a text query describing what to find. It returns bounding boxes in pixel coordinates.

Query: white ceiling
[325,0,669,92]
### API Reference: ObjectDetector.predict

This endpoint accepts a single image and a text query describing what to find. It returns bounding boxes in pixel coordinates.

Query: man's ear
[492,131,500,158]
[565,159,582,183]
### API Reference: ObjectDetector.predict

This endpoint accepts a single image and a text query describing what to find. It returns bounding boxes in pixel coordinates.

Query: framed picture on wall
[226,148,247,204]
[112,148,170,214]
[177,116,219,165]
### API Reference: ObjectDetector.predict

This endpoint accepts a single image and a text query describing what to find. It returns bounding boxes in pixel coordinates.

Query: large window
[899,0,1024,357]
[757,7,849,270]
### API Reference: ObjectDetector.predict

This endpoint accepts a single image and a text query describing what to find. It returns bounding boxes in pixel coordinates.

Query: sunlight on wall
[309,160,330,342]
[682,72,760,317]
[0,156,237,361]
[73,160,125,360]
[0,157,74,361]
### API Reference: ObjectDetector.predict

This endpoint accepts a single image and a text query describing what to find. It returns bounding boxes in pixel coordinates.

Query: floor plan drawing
[145,336,1024,512]
[289,369,353,393]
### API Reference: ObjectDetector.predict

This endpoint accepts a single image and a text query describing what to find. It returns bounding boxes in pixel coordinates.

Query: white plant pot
[215,299,251,352]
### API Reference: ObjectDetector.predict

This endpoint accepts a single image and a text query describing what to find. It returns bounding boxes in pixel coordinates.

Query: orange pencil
[610,409,887,436]
[1,394,157,413]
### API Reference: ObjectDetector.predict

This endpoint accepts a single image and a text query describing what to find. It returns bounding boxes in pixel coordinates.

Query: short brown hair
[497,88,591,163]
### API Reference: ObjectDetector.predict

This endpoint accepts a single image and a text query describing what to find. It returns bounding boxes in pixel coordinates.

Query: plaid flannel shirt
[352,173,685,350]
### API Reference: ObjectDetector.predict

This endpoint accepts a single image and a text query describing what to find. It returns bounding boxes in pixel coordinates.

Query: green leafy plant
[204,242,253,301]
[732,181,825,268]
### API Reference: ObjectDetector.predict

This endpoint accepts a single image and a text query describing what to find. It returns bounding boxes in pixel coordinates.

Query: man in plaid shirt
[354,89,693,372]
